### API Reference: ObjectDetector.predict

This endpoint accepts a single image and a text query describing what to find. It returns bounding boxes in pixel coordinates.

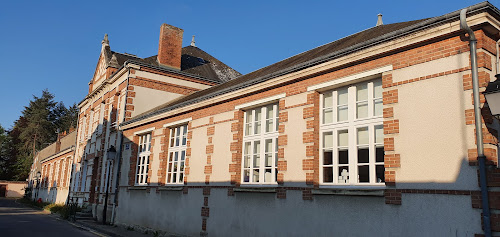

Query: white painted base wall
[34,187,69,204]
[115,188,481,236]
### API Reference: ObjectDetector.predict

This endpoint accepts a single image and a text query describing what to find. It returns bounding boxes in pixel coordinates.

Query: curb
[67,221,110,237]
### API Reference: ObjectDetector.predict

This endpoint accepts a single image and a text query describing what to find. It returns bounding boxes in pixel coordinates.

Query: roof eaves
[121,1,498,127]
[127,59,223,84]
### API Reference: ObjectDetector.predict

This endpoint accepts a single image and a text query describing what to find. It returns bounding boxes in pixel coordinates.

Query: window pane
[357,127,368,145]
[376,146,384,163]
[244,155,250,168]
[181,151,185,161]
[323,92,333,108]
[253,141,260,168]
[358,148,369,163]
[255,108,262,122]
[358,165,369,183]
[265,139,272,167]
[323,167,333,183]
[338,167,349,183]
[374,80,382,98]
[245,123,252,136]
[338,150,348,164]
[375,125,383,144]
[376,165,385,183]
[357,102,368,119]
[338,107,348,121]
[356,83,368,101]
[338,88,348,105]
[323,132,333,148]
[323,150,333,165]
[264,169,272,182]
[338,130,348,147]
[266,119,273,133]
[245,111,252,123]
[243,170,250,182]
[254,120,261,135]
[374,100,382,116]
[244,142,251,155]
[253,169,259,182]
[266,105,274,119]
[323,109,333,124]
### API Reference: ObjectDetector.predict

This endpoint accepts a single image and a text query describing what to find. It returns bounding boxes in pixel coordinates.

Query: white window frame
[135,133,151,186]
[48,163,53,188]
[54,160,60,187]
[166,124,188,185]
[241,104,279,185]
[319,79,385,187]
[98,103,105,134]
[66,157,72,187]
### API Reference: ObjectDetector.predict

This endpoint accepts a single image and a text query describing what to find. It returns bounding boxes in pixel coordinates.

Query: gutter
[121,1,499,128]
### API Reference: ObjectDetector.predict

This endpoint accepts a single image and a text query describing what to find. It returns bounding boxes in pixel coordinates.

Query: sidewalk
[67,219,157,237]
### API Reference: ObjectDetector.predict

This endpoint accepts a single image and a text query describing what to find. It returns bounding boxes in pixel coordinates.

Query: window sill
[313,188,384,196]
[234,187,277,193]
[157,186,184,191]
[128,186,147,191]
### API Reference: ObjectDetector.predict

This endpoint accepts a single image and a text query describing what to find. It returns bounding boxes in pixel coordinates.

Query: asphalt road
[0,198,95,237]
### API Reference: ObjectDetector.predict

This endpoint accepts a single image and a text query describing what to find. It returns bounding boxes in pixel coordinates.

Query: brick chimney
[55,133,62,153]
[157,24,184,70]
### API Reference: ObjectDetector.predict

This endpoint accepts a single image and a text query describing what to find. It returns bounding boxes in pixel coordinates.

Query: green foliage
[0,124,15,180]
[0,89,79,181]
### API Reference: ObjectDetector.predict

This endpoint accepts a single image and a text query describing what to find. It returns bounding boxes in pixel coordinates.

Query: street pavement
[0,198,95,237]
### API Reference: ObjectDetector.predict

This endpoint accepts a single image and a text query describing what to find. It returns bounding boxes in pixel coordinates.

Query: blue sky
[0,0,489,129]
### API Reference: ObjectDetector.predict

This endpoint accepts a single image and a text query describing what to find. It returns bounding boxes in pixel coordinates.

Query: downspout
[110,67,130,224]
[460,8,491,237]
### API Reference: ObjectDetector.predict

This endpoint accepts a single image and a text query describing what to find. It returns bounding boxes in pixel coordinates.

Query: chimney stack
[157,24,184,70]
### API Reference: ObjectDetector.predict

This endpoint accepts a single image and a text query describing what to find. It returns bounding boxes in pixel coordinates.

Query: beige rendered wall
[134,70,212,91]
[131,86,185,118]
[282,93,309,186]
[391,55,479,190]
[188,123,208,184]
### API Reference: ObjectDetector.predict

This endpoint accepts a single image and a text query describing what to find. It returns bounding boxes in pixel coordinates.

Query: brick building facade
[30,130,76,203]
[114,3,500,236]
[29,2,500,236]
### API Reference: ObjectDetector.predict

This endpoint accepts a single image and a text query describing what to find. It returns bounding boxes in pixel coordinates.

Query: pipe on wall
[460,8,491,237]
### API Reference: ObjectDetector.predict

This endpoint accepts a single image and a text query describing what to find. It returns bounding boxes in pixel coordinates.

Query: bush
[45,203,65,214]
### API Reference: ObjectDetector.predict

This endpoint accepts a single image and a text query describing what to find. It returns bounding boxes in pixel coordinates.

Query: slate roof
[104,46,241,83]
[122,1,500,127]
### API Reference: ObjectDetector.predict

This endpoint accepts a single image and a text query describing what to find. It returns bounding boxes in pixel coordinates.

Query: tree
[15,89,59,180]
[4,89,79,180]
[0,124,15,180]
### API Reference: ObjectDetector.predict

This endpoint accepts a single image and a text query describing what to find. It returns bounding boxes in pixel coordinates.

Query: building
[29,130,76,203]
[112,2,500,236]
[0,181,27,198]
[68,24,240,217]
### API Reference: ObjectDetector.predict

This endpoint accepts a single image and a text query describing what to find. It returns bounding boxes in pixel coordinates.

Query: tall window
[54,160,60,187]
[242,104,279,184]
[166,125,187,184]
[321,79,384,185]
[135,133,151,185]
